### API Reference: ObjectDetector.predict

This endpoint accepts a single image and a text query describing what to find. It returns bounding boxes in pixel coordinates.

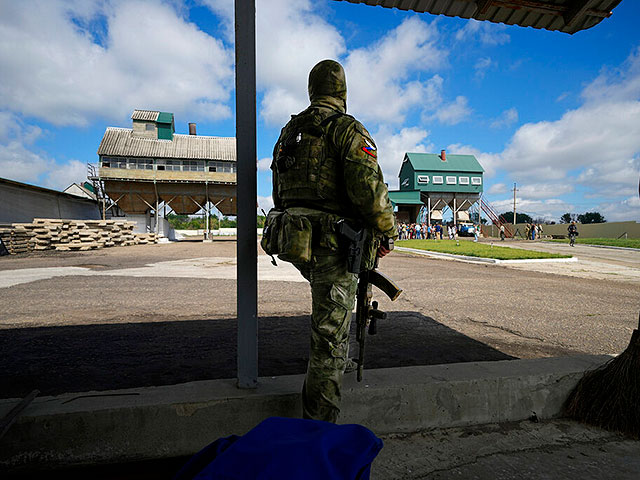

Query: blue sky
[1,0,638,222]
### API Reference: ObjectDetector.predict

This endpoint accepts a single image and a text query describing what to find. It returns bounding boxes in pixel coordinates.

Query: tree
[560,213,576,224]
[578,212,606,224]
[499,211,533,224]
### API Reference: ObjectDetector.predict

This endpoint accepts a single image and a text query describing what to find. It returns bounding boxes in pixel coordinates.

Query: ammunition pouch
[261,209,313,264]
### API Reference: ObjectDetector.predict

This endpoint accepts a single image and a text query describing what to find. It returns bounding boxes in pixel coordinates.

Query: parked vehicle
[457,222,476,237]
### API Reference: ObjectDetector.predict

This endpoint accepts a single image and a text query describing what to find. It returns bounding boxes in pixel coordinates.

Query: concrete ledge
[0,355,610,471]
[396,246,577,264]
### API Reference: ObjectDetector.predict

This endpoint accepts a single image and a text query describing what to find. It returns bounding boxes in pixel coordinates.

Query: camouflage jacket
[272,96,396,240]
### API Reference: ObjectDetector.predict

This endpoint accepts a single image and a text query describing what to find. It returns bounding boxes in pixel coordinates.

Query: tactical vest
[273,109,348,214]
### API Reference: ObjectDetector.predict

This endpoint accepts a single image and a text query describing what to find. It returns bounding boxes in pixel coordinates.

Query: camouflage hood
[308,60,347,113]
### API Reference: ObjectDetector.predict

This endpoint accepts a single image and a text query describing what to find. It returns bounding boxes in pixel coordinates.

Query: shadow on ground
[0,312,516,398]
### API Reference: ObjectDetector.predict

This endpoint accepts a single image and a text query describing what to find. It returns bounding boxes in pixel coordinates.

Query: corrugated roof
[131,110,159,121]
[335,0,622,34]
[97,128,236,161]
[405,152,484,172]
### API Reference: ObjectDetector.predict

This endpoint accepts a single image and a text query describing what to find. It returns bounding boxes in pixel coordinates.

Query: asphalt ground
[1,238,638,399]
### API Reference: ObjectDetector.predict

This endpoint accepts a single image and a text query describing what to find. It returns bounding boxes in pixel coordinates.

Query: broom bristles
[564,328,640,438]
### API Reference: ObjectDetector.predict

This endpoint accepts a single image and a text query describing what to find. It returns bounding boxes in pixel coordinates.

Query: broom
[563,312,640,438]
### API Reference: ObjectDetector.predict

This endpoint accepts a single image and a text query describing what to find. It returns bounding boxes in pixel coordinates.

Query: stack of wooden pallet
[0,225,35,255]
[135,232,157,245]
[0,219,157,254]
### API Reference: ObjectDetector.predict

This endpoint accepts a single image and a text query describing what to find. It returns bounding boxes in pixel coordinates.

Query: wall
[0,179,101,224]
[482,221,640,239]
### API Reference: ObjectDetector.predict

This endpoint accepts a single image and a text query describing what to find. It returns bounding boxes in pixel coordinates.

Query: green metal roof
[157,112,174,124]
[388,190,422,206]
[404,153,484,173]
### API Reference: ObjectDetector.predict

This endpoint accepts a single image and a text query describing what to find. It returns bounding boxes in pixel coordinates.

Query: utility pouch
[261,209,285,256]
[277,212,312,264]
[317,213,342,251]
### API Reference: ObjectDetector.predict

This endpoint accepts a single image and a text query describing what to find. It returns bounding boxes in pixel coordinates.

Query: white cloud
[0,0,234,126]
[470,47,640,221]
[445,143,500,178]
[257,194,274,213]
[373,126,433,189]
[42,159,88,190]
[344,16,448,126]
[202,4,458,129]
[257,157,271,171]
[598,196,640,222]
[474,57,494,79]
[487,183,507,195]
[431,96,471,125]
[252,0,346,126]
[455,20,510,46]
[0,114,86,190]
[517,183,574,200]
[489,197,574,222]
[490,107,518,129]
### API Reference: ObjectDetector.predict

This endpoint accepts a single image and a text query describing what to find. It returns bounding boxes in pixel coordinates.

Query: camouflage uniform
[270,60,396,423]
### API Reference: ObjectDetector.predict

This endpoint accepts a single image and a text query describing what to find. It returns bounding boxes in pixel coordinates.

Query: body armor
[272,108,349,215]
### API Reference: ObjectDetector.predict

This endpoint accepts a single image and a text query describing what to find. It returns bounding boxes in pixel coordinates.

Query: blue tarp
[174,417,383,480]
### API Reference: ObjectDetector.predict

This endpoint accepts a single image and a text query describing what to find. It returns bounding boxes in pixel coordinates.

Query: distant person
[568,221,578,247]
[473,224,479,242]
[500,225,505,241]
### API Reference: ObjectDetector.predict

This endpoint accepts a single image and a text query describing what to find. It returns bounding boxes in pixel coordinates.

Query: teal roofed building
[388,150,484,225]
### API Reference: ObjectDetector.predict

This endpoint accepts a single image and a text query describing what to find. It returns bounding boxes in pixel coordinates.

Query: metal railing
[479,196,513,237]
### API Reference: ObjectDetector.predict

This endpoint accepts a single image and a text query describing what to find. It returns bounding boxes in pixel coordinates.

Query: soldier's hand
[377,245,390,258]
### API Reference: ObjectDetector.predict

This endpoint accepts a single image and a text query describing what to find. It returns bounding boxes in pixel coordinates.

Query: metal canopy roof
[335,0,622,34]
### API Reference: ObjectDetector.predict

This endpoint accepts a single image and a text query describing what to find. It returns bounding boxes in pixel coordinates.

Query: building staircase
[479,196,513,237]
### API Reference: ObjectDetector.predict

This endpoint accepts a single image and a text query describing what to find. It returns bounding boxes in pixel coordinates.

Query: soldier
[267,59,396,423]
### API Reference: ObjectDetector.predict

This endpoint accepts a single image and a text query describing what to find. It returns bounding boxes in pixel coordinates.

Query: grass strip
[548,237,640,249]
[397,239,571,260]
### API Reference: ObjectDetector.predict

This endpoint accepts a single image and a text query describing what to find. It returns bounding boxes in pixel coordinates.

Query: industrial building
[92,110,237,236]
[0,177,100,224]
[388,150,484,225]
[388,150,512,234]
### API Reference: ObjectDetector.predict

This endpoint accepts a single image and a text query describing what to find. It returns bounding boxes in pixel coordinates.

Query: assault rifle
[336,220,403,382]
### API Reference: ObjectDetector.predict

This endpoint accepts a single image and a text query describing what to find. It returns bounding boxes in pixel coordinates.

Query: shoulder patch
[356,124,377,160]
[361,142,377,159]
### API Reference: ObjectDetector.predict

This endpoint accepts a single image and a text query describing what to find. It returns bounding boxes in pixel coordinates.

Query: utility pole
[512,183,517,231]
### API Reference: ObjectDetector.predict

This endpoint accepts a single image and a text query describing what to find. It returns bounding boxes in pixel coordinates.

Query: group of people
[397,222,481,241]
[524,223,544,240]
[397,222,442,240]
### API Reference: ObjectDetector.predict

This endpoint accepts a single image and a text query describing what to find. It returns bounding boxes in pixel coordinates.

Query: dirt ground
[1,239,638,399]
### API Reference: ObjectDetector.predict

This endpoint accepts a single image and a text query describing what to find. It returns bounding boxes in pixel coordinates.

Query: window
[432,176,443,184]
[164,160,180,171]
[145,123,154,131]
[109,158,126,169]
[471,177,482,185]
[417,175,429,184]
[459,177,469,185]
[446,176,457,185]
[208,161,236,173]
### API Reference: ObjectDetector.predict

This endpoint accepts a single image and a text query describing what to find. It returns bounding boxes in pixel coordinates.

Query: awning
[334,0,622,34]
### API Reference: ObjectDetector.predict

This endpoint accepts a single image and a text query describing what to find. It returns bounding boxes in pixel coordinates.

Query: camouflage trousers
[294,252,358,423]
